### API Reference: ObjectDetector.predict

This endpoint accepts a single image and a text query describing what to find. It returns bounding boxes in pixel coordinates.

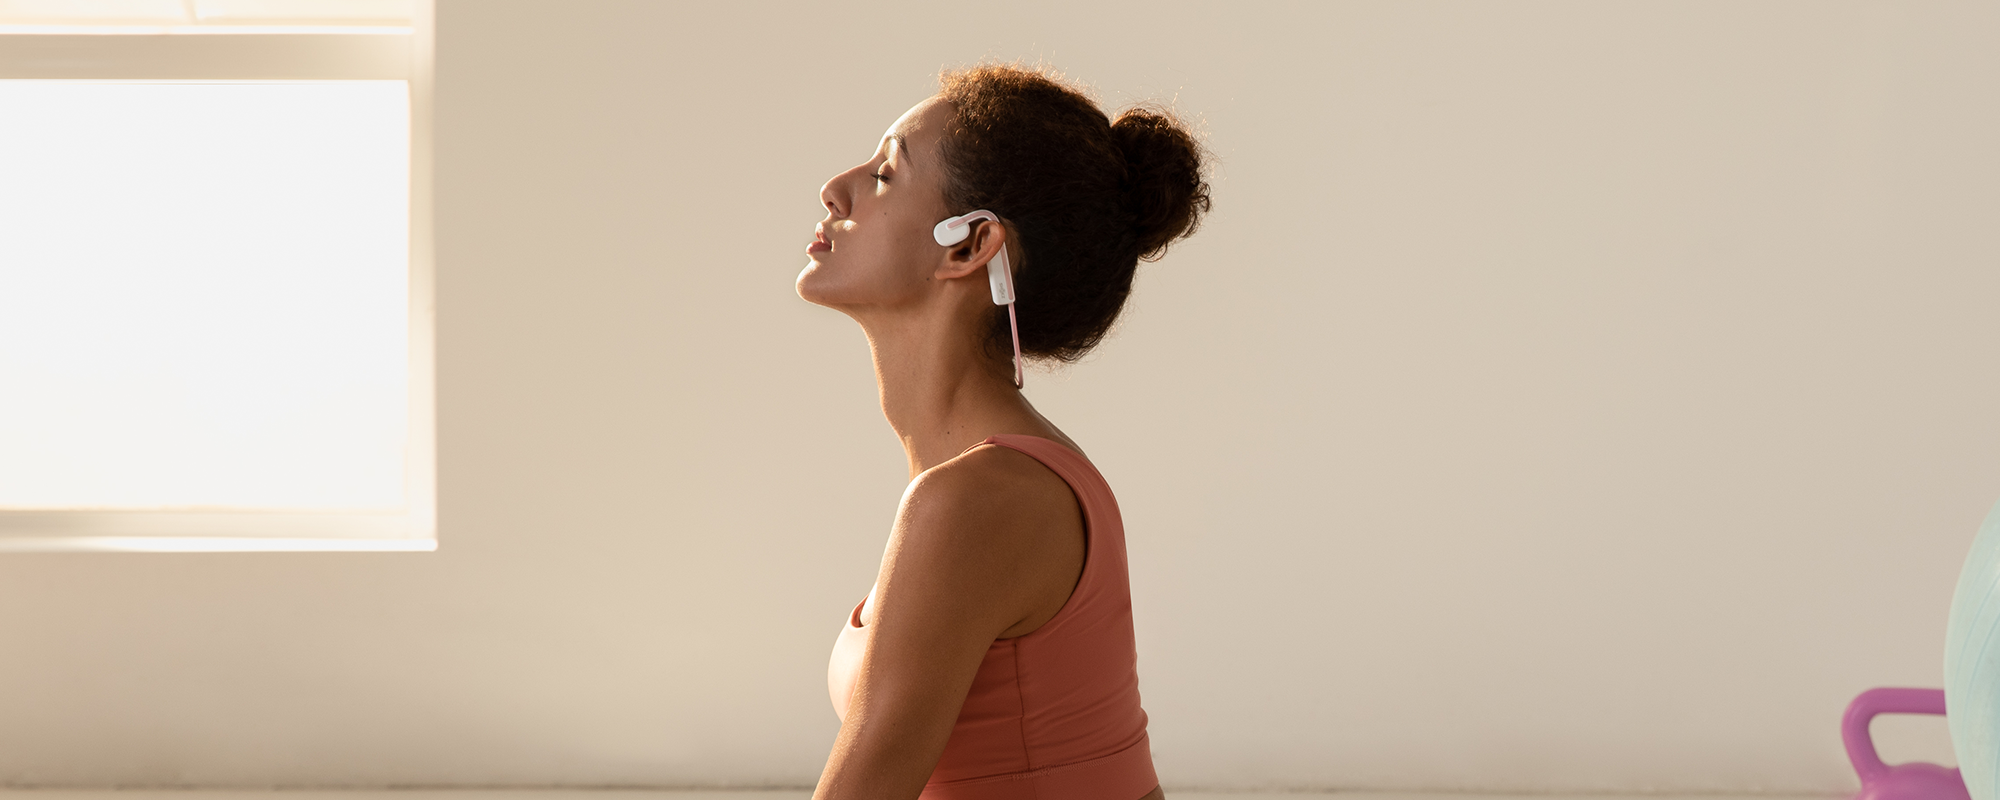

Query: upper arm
[813,447,1086,800]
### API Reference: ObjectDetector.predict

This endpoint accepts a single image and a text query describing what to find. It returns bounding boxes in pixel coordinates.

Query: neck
[861,309,1033,477]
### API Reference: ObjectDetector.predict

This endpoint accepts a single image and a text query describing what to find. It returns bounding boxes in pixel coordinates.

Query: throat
[868,341,1029,476]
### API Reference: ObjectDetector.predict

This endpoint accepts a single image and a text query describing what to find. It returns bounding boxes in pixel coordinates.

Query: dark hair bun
[1110,107,1211,261]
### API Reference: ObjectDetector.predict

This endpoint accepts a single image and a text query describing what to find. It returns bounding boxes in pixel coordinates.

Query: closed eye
[870,172,889,183]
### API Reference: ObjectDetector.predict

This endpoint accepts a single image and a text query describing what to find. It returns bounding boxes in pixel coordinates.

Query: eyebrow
[888,133,912,169]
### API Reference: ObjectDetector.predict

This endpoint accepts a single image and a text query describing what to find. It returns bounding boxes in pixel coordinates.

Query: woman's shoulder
[888,440,1086,636]
[907,438,1079,526]
[889,438,1082,569]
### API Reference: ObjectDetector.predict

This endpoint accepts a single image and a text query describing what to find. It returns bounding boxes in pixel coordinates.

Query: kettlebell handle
[1842,687,1948,781]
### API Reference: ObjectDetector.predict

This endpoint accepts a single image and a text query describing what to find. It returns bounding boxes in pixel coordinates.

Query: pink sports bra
[827,434,1156,800]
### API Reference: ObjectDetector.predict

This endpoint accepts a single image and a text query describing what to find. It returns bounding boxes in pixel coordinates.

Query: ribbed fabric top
[828,434,1156,800]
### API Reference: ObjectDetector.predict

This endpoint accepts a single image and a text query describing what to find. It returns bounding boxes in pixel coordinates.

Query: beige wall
[1,0,1995,791]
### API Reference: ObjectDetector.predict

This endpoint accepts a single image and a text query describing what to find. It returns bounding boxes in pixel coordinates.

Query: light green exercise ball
[1946,498,2000,800]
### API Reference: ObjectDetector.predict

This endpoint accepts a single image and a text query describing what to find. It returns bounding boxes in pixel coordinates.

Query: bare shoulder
[900,443,1081,548]
[881,443,1085,637]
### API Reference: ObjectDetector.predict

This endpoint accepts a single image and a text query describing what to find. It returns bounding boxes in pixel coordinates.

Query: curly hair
[936,64,1212,363]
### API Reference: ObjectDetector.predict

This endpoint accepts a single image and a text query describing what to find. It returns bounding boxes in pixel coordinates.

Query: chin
[795,257,844,309]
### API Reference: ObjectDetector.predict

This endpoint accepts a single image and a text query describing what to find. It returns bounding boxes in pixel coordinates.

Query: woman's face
[797,97,953,312]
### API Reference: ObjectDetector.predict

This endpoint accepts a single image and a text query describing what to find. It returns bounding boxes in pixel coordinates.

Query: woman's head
[800,64,1211,365]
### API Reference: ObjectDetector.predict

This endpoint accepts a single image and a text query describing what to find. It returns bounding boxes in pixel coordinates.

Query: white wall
[0,0,1995,792]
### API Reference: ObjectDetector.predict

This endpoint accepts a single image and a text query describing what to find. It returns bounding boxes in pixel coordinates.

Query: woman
[799,64,1210,800]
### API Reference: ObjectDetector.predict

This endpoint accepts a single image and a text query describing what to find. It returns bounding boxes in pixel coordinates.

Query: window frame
[0,9,437,552]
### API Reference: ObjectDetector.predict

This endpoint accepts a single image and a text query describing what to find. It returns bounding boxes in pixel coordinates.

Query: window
[0,0,435,551]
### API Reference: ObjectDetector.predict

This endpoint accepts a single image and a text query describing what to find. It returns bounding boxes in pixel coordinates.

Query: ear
[936,219,1008,283]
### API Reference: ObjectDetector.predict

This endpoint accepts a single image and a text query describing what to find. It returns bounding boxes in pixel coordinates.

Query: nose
[820,161,875,220]
[819,175,848,220]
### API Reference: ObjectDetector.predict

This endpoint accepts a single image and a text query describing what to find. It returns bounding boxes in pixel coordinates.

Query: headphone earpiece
[933,210,996,246]
[933,210,1014,305]
[933,217,966,246]
[931,209,1023,387]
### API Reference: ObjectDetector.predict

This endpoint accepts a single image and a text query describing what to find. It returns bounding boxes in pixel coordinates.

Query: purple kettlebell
[1843,688,1970,800]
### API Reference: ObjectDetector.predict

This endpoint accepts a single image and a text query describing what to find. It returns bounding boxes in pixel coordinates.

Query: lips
[807,228,831,254]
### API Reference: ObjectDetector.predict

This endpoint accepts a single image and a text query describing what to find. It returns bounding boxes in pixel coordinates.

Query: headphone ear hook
[932,209,1000,246]
[932,210,1023,388]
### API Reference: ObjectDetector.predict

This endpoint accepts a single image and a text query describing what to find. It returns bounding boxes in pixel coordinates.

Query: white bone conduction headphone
[932,209,1022,388]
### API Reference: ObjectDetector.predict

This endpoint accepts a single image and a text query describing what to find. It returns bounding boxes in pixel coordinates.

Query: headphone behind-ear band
[933,210,1022,387]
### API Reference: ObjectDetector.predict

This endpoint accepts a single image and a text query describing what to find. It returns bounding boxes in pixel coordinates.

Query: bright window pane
[0,81,409,511]
[0,0,187,23]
